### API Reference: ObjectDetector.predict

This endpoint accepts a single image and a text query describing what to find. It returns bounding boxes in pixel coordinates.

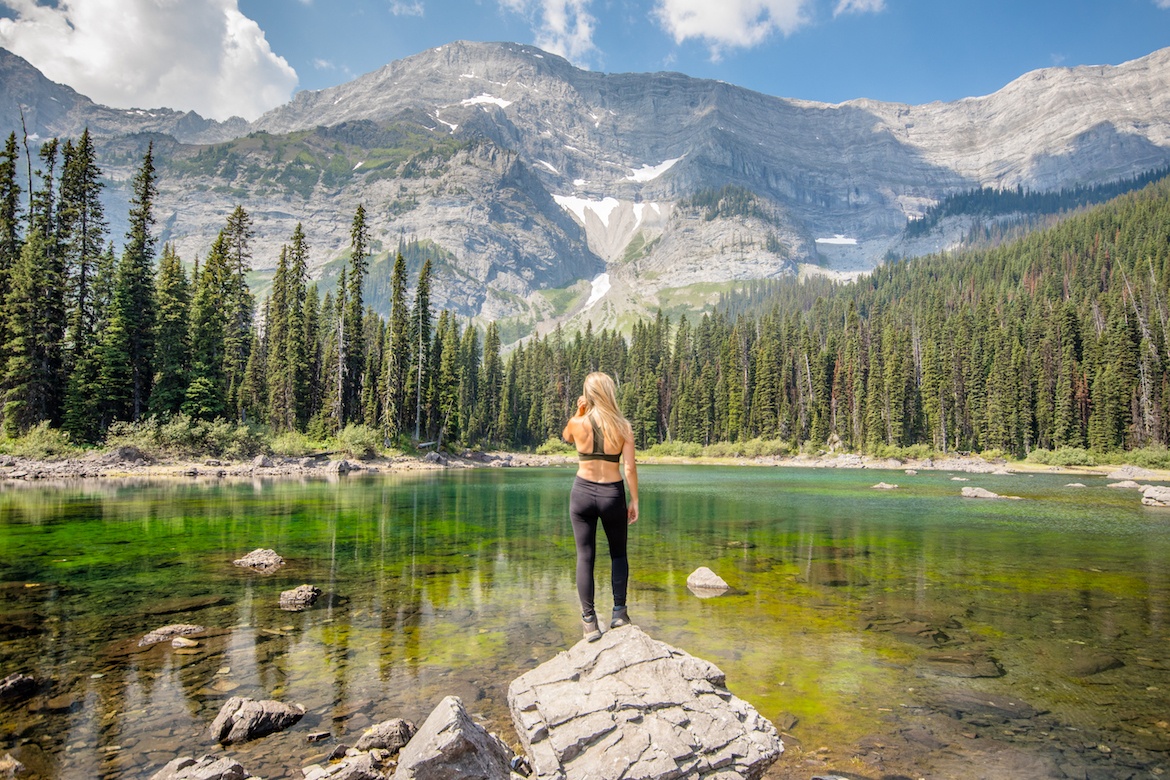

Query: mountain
[3,42,1169,335]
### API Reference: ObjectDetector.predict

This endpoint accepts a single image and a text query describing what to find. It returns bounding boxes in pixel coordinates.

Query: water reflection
[1,467,1169,778]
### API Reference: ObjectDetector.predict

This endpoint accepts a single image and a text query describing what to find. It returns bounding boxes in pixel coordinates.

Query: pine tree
[98,143,157,424]
[478,321,502,443]
[382,251,410,439]
[411,258,432,441]
[183,233,229,420]
[344,204,369,424]
[2,141,65,434]
[59,129,106,376]
[221,206,254,421]
[148,244,190,416]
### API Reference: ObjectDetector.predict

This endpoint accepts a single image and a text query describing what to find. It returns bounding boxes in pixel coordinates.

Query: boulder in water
[391,695,513,780]
[279,584,322,612]
[149,755,253,780]
[507,625,781,780]
[232,549,284,573]
[686,566,730,597]
[208,697,304,745]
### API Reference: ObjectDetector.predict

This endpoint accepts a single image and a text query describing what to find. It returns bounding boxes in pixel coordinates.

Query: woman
[561,372,639,642]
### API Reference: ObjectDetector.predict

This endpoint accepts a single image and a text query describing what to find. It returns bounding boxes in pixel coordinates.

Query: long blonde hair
[582,372,631,452]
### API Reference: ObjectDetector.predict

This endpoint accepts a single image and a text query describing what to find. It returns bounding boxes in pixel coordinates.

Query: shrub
[270,431,321,458]
[1026,447,1097,467]
[536,437,574,455]
[870,443,936,461]
[1,422,82,459]
[1114,446,1170,470]
[645,441,704,458]
[334,423,381,459]
[105,414,267,460]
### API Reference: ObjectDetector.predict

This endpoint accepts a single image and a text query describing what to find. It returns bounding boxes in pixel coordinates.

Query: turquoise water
[1,466,1169,778]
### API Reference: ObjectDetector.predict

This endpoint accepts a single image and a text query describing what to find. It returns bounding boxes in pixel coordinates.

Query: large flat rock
[508,625,781,780]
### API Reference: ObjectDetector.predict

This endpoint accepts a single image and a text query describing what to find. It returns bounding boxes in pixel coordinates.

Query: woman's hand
[627,500,639,524]
[575,395,588,416]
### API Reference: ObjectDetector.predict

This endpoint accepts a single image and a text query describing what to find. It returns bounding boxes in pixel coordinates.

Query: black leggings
[569,476,629,617]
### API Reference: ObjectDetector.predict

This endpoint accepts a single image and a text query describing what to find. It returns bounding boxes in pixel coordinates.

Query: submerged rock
[0,673,36,703]
[508,625,782,780]
[918,651,1005,678]
[0,753,25,778]
[871,482,898,490]
[686,566,730,597]
[279,584,322,611]
[139,624,205,648]
[232,549,284,573]
[208,696,305,745]
[305,753,385,780]
[1067,654,1125,677]
[392,695,513,780]
[1142,485,1170,507]
[960,486,1021,500]
[1107,480,1143,489]
[149,755,253,780]
[354,717,416,752]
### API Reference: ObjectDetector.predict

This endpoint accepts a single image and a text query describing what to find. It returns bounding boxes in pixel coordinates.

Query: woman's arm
[623,431,639,524]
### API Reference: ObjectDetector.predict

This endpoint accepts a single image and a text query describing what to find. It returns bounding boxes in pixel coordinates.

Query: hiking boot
[610,606,631,628]
[582,613,602,642]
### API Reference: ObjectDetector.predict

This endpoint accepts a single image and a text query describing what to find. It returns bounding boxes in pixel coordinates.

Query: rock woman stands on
[561,371,639,642]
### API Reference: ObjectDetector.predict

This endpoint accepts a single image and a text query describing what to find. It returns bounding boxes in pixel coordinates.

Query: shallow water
[1,466,1168,778]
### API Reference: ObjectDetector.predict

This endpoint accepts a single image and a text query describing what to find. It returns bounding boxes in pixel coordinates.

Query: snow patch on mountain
[461,94,512,109]
[553,195,621,228]
[584,273,610,310]
[627,156,682,182]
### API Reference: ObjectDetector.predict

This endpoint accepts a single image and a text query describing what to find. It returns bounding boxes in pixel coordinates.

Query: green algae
[1,466,1169,778]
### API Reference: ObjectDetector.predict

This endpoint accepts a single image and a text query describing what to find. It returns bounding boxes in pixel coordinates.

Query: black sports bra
[579,419,621,462]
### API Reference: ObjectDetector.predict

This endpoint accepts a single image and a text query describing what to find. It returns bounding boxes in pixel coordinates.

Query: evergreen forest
[2,129,1170,462]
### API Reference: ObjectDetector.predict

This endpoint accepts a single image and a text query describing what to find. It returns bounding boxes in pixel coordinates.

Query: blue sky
[1,0,1168,120]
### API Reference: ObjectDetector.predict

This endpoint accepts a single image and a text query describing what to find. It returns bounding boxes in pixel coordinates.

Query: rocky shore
[4,445,1166,485]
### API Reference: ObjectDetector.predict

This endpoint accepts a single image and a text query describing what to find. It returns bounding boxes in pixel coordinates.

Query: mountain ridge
[2,41,1169,332]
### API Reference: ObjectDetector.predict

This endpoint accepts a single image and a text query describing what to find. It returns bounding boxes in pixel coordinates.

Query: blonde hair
[582,372,631,452]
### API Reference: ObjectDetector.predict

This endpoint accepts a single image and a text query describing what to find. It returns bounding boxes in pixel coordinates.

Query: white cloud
[0,0,298,121]
[499,0,598,65]
[654,0,812,59]
[833,0,884,16]
[1157,0,1170,9]
[390,1,425,16]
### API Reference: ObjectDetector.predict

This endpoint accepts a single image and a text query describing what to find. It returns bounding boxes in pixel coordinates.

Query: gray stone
[918,652,1005,678]
[1067,654,1125,677]
[208,696,305,745]
[149,755,252,780]
[232,548,285,573]
[1141,485,1170,507]
[320,757,383,780]
[392,695,513,780]
[252,455,274,468]
[1107,466,1155,480]
[507,625,782,780]
[354,717,416,752]
[1107,480,1142,489]
[0,752,25,778]
[327,459,354,474]
[871,482,898,490]
[0,673,36,702]
[422,451,445,465]
[960,486,1021,500]
[686,566,730,597]
[139,624,205,647]
[279,584,322,611]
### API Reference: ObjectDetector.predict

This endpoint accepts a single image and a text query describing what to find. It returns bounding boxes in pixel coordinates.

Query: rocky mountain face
[3,42,1169,332]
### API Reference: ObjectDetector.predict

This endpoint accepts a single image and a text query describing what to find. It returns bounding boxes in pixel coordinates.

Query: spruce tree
[2,141,65,434]
[98,143,157,424]
[149,244,191,416]
[410,258,432,441]
[383,251,410,439]
[183,233,229,420]
[222,206,254,421]
[344,204,369,424]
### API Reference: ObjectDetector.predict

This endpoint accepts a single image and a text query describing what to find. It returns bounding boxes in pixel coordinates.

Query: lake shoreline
[3,446,1168,484]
